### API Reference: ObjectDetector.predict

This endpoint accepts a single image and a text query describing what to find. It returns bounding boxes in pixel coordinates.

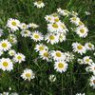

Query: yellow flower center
[39,46,44,51]
[48,17,51,21]
[58,63,64,69]
[17,56,22,60]
[3,61,8,67]
[72,17,77,21]
[77,45,83,50]
[25,73,31,78]
[49,35,55,40]
[37,1,42,4]
[80,29,85,33]
[52,23,58,28]
[43,52,49,57]
[54,18,59,22]
[88,44,92,48]
[79,21,83,25]
[85,59,90,62]
[2,43,7,48]
[12,21,17,26]
[56,52,61,57]
[34,34,39,39]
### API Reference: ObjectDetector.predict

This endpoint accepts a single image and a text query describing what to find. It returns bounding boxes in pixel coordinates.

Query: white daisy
[0,39,12,51]
[72,42,86,55]
[34,1,45,8]
[13,53,25,63]
[7,18,20,31]
[57,8,70,16]
[58,33,66,42]
[90,75,95,89]
[35,44,48,52]
[21,30,31,37]
[54,60,68,73]
[39,50,50,61]
[0,58,13,71]
[27,23,39,29]
[76,93,85,95]
[20,23,28,30]
[21,69,35,81]
[85,42,94,51]
[51,50,66,61]
[70,16,80,26]
[75,26,88,38]
[8,49,16,56]
[45,33,59,44]
[83,56,93,65]
[49,74,56,82]
[31,31,43,42]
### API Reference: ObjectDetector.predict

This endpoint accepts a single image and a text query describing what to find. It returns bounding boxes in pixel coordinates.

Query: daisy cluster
[0,6,94,94]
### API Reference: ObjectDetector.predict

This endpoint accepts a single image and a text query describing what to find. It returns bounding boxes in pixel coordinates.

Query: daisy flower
[39,50,50,61]
[35,44,48,52]
[20,23,28,30]
[7,18,20,32]
[72,42,86,55]
[85,42,94,51]
[8,49,16,56]
[51,50,66,61]
[57,8,70,16]
[49,74,56,82]
[21,30,31,37]
[75,26,88,38]
[90,75,95,89]
[0,39,12,51]
[27,23,39,29]
[8,34,17,44]
[54,60,68,73]
[31,31,43,42]
[13,53,25,63]
[70,16,80,26]
[45,33,59,44]
[58,33,66,42]
[83,56,93,65]
[21,69,35,81]
[34,1,45,8]
[0,58,13,71]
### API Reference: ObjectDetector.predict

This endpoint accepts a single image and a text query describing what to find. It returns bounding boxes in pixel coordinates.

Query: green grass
[0,0,95,95]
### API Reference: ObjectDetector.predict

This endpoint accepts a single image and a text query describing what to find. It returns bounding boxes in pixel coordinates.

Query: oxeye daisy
[70,16,80,25]
[0,39,12,51]
[90,75,95,89]
[57,8,70,16]
[45,15,54,23]
[27,23,39,29]
[75,26,88,38]
[31,31,43,42]
[20,23,28,30]
[35,44,48,52]
[85,42,94,51]
[0,58,13,71]
[54,60,68,73]
[21,30,31,37]
[7,18,20,31]
[21,69,35,81]
[8,49,16,56]
[51,50,66,61]
[13,53,25,63]
[83,56,93,65]
[45,33,59,44]
[76,93,85,95]
[8,34,17,44]
[72,42,86,55]
[49,74,56,82]
[34,1,45,8]
[58,33,66,42]
[39,50,50,61]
